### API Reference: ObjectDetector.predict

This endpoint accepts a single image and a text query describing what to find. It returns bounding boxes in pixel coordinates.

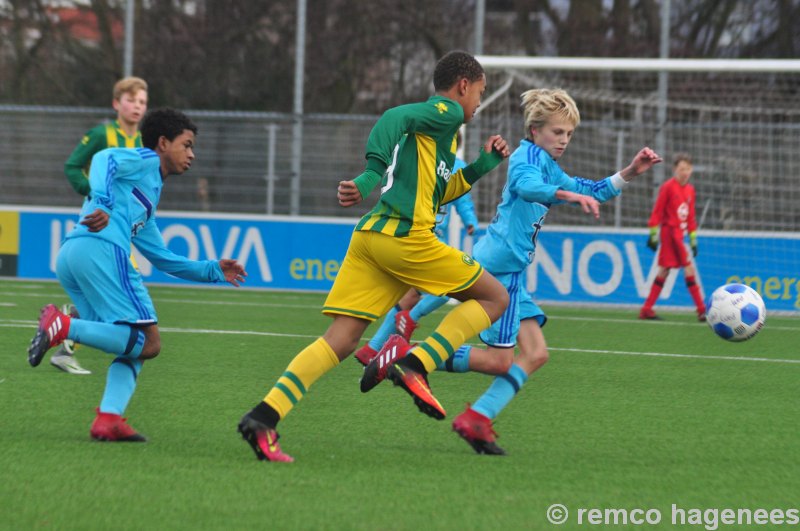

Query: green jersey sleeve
[441,148,505,205]
[460,147,505,185]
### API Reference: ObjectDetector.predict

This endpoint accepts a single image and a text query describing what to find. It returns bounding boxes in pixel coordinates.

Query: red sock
[685,275,706,314]
[642,276,666,311]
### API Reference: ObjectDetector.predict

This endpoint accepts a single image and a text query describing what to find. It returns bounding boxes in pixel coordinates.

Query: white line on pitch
[550,347,800,364]
[3,291,800,329]
[8,321,795,366]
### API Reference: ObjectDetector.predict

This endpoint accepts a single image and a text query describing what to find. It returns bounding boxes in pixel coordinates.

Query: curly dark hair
[433,50,484,92]
[140,108,198,149]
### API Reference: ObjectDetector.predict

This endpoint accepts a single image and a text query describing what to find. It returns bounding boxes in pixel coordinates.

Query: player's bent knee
[139,346,160,360]
[517,347,548,372]
[536,349,550,366]
[482,290,510,322]
[139,338,162,360]
[495,356,514,374]
[530,348,549,369]
[488,350,514,374]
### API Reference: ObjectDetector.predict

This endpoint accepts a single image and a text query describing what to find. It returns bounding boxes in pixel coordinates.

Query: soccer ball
[705,283,766,341]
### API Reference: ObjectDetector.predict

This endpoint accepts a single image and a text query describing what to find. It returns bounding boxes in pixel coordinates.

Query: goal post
[476,56,800,73]
[461,56,800,314]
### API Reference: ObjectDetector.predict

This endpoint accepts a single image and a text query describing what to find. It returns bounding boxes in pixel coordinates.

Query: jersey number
[531,214,546,246]
[380,144,401,195]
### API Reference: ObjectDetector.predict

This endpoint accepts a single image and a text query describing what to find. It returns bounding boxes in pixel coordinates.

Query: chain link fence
[3,90,800,233]
[0,105,382,219]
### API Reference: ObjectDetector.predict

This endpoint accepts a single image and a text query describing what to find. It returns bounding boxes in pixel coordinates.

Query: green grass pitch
[2,279,799,530]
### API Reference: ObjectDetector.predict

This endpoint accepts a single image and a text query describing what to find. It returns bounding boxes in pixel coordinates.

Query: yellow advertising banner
[0,211,20,254]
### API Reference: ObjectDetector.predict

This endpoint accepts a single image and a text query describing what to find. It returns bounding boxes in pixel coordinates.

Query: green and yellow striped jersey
[355,96,486,237]
[64,120,142,196]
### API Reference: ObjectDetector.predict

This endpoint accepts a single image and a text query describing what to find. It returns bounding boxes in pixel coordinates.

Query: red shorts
[658,226,690,268]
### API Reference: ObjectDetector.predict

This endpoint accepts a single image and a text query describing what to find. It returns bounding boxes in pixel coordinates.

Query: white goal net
[463,56,800,314]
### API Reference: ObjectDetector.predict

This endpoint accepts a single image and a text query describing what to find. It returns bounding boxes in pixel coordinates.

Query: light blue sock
[437,345,472,372]
[472,363,529,420]
[368,305,400,351]
[99,357,143,415]
[70,320,145,358]
[409,294,449,322]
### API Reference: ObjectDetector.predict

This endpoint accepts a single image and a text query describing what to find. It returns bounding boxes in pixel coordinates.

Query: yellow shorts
[322,230,483,321]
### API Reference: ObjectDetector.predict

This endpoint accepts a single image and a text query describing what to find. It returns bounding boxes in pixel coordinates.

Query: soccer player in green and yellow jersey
[238,50,511,462]
[64,77,148,196]
[52,77,148,375]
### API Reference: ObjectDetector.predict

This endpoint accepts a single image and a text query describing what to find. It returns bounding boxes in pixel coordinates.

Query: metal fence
[3,94,800,233]
[473,64,800,233]
[0,105,381,219]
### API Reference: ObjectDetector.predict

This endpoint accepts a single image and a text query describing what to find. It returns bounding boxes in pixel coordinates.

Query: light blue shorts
[479,270,546,348]
[56,237,157,325]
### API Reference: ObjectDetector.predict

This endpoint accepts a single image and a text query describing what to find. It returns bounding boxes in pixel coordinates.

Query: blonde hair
[113,76,148,100]
[520,88,580,140]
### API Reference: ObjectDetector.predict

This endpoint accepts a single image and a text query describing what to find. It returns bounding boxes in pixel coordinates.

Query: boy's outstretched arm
[554,190,601,219]
[458,134,511,188]
[219,259,247,287]
[619,147,663,181]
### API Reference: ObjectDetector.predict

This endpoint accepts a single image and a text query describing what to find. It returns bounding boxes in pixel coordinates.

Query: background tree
[0,0,797,110]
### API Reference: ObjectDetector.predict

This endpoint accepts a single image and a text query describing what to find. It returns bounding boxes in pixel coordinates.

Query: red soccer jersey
[648,177,697,233]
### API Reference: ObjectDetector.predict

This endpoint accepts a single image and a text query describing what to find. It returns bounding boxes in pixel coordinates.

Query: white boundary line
[2,321,799,366]
[550,347,800,365]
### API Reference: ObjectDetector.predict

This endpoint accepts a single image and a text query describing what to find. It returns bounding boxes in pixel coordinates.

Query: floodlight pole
[465,0,486,220]
[654,0,670,190]
[474,0,485,55]
[290,0,306,216]
[123,0,134,76]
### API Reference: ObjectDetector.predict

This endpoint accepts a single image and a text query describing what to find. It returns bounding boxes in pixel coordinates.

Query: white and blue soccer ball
[705,283,766,341]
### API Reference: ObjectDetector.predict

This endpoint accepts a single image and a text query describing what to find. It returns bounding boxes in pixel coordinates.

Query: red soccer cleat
[359,334,411,393]
[237,413,294,463]
[387,363,446,420]
[394,310,418,341]
[354,344,378,367]
[28,304,71,367]
[638,308,662,321]
[452,405,505,455]
[90,408,147,442]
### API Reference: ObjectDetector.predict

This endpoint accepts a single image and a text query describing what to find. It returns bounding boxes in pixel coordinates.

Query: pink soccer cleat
[237,413,294,463]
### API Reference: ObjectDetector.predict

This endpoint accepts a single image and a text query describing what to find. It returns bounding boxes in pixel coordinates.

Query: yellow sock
[264,337,339,419]
[412,299,491,373]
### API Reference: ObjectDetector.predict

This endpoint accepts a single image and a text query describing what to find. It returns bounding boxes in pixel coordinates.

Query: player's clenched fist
[337,180,362,207]
[484,135,511,158]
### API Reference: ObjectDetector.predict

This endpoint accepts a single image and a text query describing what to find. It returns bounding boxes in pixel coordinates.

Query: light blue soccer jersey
[66,147,224,282]
[474,139,622,274]
[435,158,479,241]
